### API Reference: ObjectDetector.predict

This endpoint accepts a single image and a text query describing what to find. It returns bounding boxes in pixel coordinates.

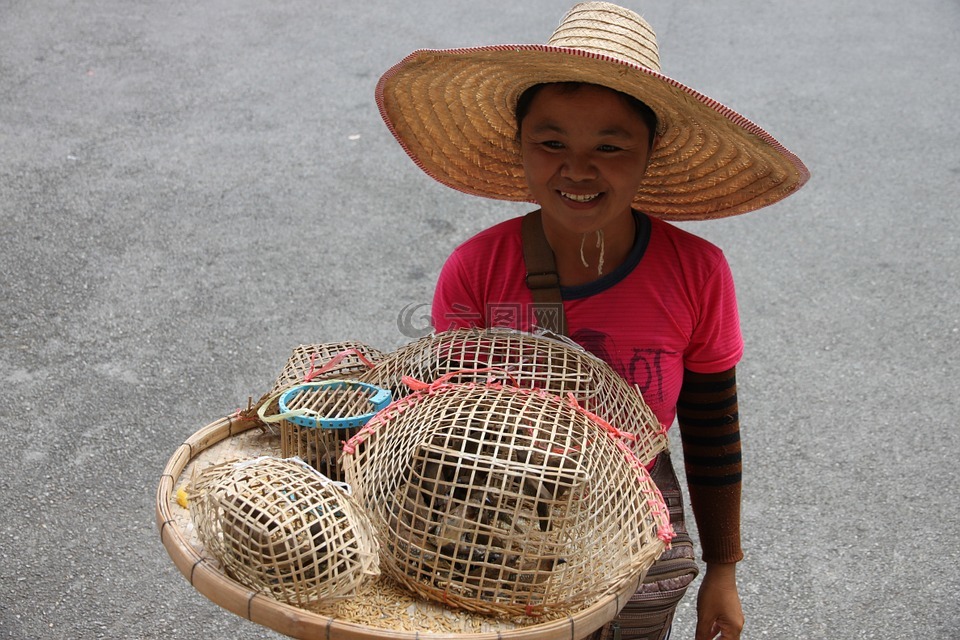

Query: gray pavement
[1,0,958,638]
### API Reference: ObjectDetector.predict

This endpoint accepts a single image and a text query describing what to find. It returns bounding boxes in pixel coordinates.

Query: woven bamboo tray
[156,414,643,640]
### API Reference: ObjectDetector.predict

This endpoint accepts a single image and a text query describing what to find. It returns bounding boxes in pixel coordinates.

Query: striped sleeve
[676,366,744,564]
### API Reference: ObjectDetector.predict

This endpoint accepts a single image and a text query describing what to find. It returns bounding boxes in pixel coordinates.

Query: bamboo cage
[188,456,379,608]
[342,378,673,618]
[252,341,386,479]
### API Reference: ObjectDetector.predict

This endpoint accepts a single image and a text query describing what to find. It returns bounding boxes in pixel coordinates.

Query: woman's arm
[676,367,745,639]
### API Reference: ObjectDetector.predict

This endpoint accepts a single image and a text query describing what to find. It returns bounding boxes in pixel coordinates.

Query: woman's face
[519,84,654,239]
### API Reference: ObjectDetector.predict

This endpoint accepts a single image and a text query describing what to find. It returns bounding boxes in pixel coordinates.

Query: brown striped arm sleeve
[676,366,744,564]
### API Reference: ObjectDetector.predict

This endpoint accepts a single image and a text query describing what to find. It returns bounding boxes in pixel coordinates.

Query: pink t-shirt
[431,212,743,429]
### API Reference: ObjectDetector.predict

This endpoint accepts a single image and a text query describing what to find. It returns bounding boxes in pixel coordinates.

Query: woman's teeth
[562,192,600,202]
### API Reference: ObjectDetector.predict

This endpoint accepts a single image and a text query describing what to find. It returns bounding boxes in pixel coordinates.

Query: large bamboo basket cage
[341,376,673,619]
[158,415,645,639]
[256,342,386,481]
[188,455,380,608]
[356,328,668,467]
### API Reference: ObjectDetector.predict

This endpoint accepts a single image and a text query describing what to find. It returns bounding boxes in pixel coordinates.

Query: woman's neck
[545,212,637,287]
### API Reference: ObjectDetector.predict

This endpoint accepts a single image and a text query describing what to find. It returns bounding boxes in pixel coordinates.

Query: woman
[377,3,809,638]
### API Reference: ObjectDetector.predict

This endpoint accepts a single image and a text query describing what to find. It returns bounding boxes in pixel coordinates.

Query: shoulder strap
[521,210,568,336]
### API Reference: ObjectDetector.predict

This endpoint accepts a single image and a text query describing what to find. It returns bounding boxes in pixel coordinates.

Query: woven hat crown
[547,2,661,72]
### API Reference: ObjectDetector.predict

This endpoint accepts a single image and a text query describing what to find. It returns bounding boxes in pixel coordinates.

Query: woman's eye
[597,144,621,152]
[542,140,564,149]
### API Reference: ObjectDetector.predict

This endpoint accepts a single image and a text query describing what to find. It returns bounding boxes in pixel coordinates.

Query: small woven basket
[358,328,667,466]
[188,456,379,608]
[258,380,392,481]
[342,376,672,618]
[253,341,385,428]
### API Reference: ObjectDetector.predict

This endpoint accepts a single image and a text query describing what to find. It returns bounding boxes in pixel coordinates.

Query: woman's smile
[560,191,602,203]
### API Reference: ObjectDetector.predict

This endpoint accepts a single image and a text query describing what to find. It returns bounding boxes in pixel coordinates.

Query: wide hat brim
[377,44,810,220]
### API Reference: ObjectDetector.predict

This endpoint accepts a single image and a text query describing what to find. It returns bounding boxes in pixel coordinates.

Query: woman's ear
[641,134,661,174]
[650,133,662,155]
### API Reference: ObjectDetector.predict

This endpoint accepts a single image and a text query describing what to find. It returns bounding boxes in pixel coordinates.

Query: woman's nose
[560,153,597,181]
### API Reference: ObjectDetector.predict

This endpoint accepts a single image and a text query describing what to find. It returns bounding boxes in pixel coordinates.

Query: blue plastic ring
[278,381,391,430]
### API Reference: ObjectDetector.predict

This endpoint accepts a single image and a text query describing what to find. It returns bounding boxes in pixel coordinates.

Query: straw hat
[377,2,810,220]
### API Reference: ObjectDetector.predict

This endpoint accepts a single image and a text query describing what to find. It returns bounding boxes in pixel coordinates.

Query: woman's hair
[515,82,658,146]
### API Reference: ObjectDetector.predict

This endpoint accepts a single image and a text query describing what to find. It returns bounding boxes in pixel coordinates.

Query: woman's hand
[696,562,744,639]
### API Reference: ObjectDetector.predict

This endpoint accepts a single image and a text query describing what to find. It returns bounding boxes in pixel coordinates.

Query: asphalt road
[1,0,958,638]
